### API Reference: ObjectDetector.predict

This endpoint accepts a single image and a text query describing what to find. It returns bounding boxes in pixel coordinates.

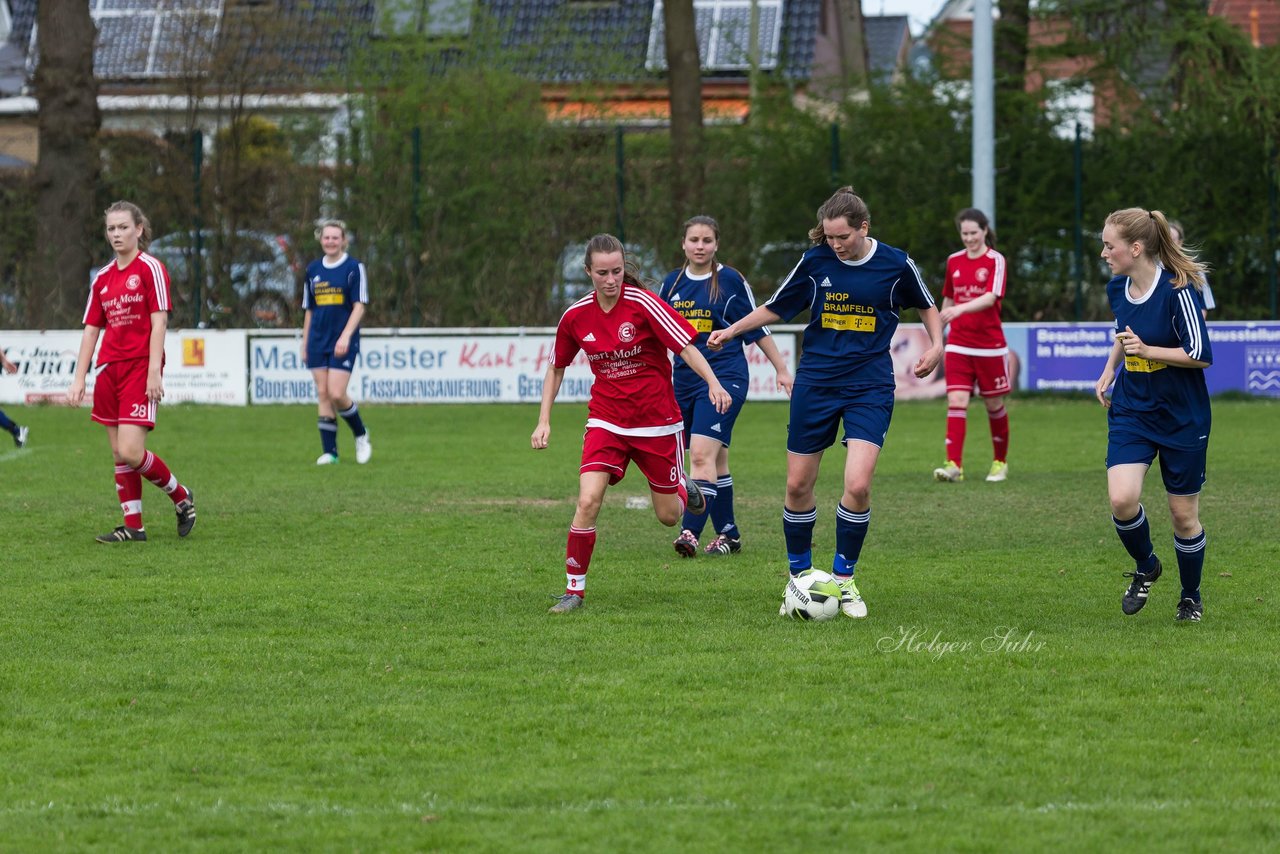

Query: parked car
[150,230,301,328]
[550,241,666,311]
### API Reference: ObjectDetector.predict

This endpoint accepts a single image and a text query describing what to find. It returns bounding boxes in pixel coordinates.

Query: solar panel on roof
[646,0,783,73]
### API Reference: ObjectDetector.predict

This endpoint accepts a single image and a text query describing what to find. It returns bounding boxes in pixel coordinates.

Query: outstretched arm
[707,306,782,351]
[677,344,732,414]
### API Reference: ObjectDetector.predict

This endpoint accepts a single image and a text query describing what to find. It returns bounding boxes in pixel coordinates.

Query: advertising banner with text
[249,332,800,404]
[0,329,247,405]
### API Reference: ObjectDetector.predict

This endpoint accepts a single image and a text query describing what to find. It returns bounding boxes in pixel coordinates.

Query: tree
[663,0,705,217]
[30,0,101,328]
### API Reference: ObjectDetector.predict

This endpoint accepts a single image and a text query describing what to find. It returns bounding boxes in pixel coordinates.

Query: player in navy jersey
[532,234,732,614]
[0,344,29,448]
[1095,208,1212,622]
[658,215,793,559]
[67,201,196,543]
[303,219,372,465]
[708,187,943,618]
[933,208,1011,484]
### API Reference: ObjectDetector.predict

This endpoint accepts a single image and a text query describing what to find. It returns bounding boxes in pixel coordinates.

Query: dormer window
[646,0,783,72]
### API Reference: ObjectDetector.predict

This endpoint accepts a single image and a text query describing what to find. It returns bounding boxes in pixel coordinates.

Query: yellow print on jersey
[675,305,713,334]
[313,284,345,306]
[1124,355,1167,373]
[821,294,875,332]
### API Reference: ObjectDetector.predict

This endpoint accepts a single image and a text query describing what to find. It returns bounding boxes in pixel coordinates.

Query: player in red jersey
[531,234,732,613]
[67,201,196,543]
[933,208,1011,484]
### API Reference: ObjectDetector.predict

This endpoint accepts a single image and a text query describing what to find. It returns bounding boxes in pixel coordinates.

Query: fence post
[615,125,626,243]
[1270,143,1278,320]
[191,129,204,329]
[1073,122,1084,322]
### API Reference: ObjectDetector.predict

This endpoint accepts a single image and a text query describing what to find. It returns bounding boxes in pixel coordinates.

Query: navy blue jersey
[766,240,934,388]
[658,263,767,399]
[1107,267,1212,448]
[304,253,369,352]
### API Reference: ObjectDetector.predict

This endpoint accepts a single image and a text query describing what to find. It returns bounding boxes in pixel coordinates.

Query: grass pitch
[1,397,1277,851]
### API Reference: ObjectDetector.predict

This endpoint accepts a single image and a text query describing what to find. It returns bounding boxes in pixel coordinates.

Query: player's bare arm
[914,306,945,379]
[1095,337,1124,407]
[677,344,732,414]
[67,325,103,407]
[531,363,565,449]
[708,306,782,351]
[146,311,167,402]
[1116,326,1210,369]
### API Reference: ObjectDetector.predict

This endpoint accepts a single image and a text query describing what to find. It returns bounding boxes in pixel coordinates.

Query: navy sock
[338,403,367,438]
[783,505,816,575]
[1175,529,1206,602]
[0,409,15,433]
[833,503,870,579]
[1113,505,1158,573]
[711,474,740,540]
[319,417,339,456]
[681,479,717,535]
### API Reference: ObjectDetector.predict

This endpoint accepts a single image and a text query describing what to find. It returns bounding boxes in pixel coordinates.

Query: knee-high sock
[1175,529,1206,602]
[1113,505,1159,573]
[945,407,967,466]
[115,463,143,529]
[318,417,338,456]
[783,506,817,574]
[681,480,716,535]
[135,451,188,504]
[710,474,739,539]
[338,402,367,437]
[565,526,596,598]
[988,404,1009,463]
[833,504,870,578]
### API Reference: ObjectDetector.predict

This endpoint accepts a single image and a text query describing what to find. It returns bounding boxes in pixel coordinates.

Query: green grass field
[1,397,1277,851]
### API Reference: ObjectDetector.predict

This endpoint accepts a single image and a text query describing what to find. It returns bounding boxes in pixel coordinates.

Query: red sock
[676,481,689,514]
[565,526,596,597]
[135,451,188,503]
[988,405,1009,463]
[115,463,143,529]
[945,407,967,466]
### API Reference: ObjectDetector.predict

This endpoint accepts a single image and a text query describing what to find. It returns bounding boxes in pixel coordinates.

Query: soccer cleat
[779,598,788,617]
[95,525,147,543]
[14,425,28,448]
[355,432,372,464]
[316,452,339,466]
[548,593,584,614]
[932,461,964,482]
[1175,598,1203,622]
[704,534,742,557]
[837,576,868,618]
[673,529,699,558]
[1121,557,1163,615]
[685,478,706,515]
[985,460,1008,482]
[175,488,196,538]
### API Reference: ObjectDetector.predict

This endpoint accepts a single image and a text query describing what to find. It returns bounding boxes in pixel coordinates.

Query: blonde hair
[808,186,870,243]
[103,201,152,251]
[1105,208,1208,289]
[315,218,349,244]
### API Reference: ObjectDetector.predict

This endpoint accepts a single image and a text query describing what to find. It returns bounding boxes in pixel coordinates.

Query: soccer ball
[784,569,842,621]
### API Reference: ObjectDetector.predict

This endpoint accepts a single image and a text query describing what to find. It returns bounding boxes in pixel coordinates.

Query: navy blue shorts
[1107,426,1207,496]
[787,383,894,454]
[677,387,746,448]
[307,348,358,372]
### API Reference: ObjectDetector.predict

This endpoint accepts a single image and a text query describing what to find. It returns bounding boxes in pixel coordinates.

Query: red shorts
[945,350,1010,398]
[581,427,685,492]
[91,358,158,429]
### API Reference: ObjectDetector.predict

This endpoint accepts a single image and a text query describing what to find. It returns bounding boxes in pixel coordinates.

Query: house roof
[864,15,911,76]
[4,0,823,95]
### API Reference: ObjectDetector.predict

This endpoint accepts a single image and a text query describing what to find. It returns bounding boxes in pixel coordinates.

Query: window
[646,0,783,72]
[85,0,222,78]
[374,0,473,38]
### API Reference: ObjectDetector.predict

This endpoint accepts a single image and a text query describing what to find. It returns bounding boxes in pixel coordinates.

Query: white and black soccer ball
[784,569,842,621]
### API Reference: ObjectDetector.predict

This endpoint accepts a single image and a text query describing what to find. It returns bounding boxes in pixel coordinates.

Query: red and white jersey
[553,283,696,435]
[943,247,1008,353]
[83,252,172,367]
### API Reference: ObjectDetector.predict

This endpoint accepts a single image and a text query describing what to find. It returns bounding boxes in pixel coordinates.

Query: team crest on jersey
[976,269,989,282]
[618,322,637,343]
[126,275,142,291]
